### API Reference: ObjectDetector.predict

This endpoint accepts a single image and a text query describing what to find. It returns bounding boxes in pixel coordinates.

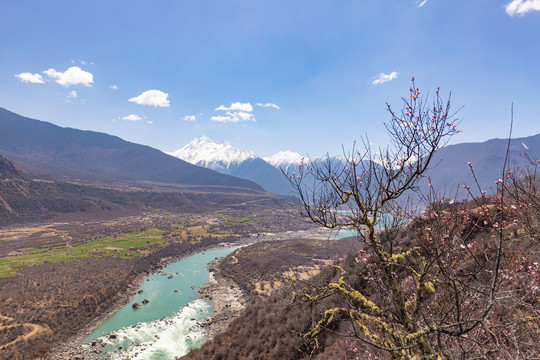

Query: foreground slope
[0,108,263,193]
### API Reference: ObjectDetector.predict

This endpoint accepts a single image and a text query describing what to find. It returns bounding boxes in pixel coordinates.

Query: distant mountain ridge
[2,107,538,199]
[171,132,540,199]
[0,108,263,193]
[425,133,540,195]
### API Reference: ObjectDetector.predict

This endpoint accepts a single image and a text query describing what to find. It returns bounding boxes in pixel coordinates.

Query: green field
[0,228,167,278]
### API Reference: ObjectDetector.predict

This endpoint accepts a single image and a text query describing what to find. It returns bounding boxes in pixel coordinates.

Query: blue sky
[1,0,539,157]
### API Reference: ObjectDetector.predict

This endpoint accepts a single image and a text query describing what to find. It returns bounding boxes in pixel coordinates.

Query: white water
[85,299,211,359]
[84,246,240,359]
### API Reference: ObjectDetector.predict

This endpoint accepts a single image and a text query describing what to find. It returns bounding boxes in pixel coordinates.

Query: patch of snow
[263,151,303,170]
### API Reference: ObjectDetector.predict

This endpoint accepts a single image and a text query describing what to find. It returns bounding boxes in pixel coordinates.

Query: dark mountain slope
[0,154,111,225]
[0,154,281,226]
[0,108,263,192]
[425,134,540,195]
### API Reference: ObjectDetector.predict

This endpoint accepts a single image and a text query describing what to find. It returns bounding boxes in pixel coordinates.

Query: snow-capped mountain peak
[263,151,304,170]
[168,137,304,195]
[168,136,257,170]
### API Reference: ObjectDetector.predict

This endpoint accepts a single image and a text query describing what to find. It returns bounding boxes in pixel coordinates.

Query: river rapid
[83,246,241,359]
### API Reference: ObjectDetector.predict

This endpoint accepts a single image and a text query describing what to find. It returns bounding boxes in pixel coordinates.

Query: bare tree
[284,81,540,359]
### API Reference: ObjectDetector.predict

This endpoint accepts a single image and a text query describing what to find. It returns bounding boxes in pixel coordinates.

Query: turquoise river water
[84,245,241,359]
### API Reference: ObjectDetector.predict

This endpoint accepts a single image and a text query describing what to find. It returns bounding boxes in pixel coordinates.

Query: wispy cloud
[215,102,253,112]
[71,59,90,65]
[14,72,45,84]
[120,114,142,121]
[65,90,78,102]
[256,102,280,110]
[210,115,233,123]
[506,0,540,16]
[129,90,170,107]
[211,111,255,123]
[43,66,94,87]
[110,85,118,90]
[372,71,399,85]
[416,0,429,8]
[182,115,197,121]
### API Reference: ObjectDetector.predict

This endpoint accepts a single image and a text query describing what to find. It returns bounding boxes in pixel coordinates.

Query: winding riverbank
[48,242,245,360]
[48,227,339,359]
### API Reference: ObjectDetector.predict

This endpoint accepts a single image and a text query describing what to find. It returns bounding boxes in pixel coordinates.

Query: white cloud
[182,115,197,121]
[506,0,540,16]
[65,90,78,102]
[43,66,94,87]
[110,85,118,90]
[128,90,170,107]
[255,102,280,110]
[14,72,45,84]
[372,71,399,85]
[416,0,428,7]
[215,102,253,112]
[212,101,258,123]
[120,114,142,121]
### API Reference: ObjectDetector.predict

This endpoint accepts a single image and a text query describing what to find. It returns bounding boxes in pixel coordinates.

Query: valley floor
[0,206,320,359]
[0,202,350,359]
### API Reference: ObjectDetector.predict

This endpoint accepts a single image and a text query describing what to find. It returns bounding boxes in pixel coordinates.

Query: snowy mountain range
[168,133,540,199]
[168,136,302,195]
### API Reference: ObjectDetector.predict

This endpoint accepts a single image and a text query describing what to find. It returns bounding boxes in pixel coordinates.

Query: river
[80,224,383,359]
[83,245,241,359]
